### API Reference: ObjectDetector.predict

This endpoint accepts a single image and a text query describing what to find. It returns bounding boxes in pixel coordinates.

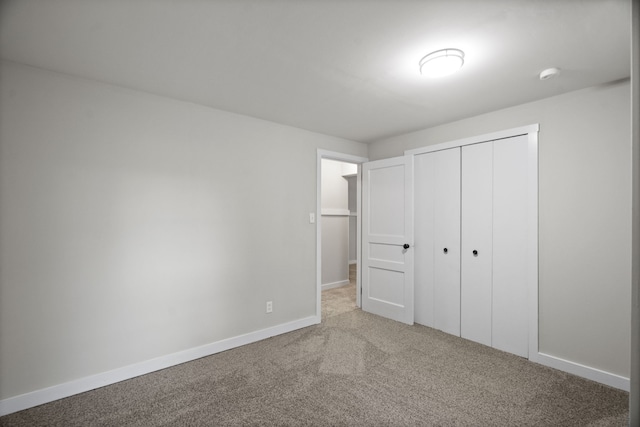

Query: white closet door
[414,149,460,334]
[492,135,529,357]
[414,153,436,327]
[433,149,461,335]
[461,142,493,347]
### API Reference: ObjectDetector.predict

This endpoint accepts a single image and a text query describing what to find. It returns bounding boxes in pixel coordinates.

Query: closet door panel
[433,149,461,335]
[414,149,460,333]
[461,143,493,347]
[492,135,529,357]
[414,153,436,327]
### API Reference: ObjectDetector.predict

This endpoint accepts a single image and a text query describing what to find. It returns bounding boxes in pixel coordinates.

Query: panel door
[362,156,414,324]
[461,142,493,347]
[492,135,530,357]
[414,149,461,335]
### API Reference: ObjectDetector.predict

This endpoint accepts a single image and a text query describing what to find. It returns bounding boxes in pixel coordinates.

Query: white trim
[0,316,317,416]
[318,150,369,164]
[321,280,350,291]
[527,130,539,362]
[317,150,368,321]
[356,164,362,308]
[321,208,350,216]
[405,124,540,156]
[534,352,630,391]
[349,259,357,265]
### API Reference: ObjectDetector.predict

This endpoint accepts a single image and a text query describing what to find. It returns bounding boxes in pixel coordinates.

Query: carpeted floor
[0,271,629,426]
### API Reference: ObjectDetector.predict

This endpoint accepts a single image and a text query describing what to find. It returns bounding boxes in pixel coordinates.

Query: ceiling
[0,0,631,143]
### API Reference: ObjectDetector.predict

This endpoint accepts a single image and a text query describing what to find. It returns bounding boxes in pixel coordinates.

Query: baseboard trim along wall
[0,316,317,416]
[321,280,350,291]
[534,352,630,391]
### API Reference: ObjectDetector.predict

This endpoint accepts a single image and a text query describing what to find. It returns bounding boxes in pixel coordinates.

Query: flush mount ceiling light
[419,48,465,77]
[539,67,561,80]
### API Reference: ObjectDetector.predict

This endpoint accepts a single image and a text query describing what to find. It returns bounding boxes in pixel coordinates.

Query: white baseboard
[533,352,630,391]
[321,280,350,291]
[0,316,318,417]
[349,260,357,265]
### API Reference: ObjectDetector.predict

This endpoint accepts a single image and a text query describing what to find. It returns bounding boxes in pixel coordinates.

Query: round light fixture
[539,67,561,80]
[419,48,465,77]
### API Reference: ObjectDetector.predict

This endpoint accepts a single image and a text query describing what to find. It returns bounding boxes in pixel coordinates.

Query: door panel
[414,149,461,334]
[414,152,436,327]
[369,267,405,305]
[433,149,461,335]
[461,143,493,347]
[370,243,406,263]
[492,135,529,357]
[362,156,414,324]
[368,165,406,238]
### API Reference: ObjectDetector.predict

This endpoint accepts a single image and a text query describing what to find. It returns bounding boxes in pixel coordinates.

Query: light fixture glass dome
[419,48,465,78]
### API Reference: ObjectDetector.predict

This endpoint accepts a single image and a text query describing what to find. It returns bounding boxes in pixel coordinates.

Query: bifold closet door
[460,143,493,347]
[414,148,460,335]
[460,136,530,357]
[492,135,529,358]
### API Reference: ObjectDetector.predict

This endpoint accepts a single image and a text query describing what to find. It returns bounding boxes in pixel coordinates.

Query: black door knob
[443,248,448,254]
[473,250,478,256]
[403,244,410,249]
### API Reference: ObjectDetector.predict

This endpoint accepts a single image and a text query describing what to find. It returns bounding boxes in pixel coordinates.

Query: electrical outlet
[266,301,273,313]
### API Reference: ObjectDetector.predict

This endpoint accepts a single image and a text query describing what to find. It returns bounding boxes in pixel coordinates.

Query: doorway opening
[316,150,368,323]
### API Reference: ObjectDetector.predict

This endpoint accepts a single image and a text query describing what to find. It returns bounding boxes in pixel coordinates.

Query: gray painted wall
[369,80,632,378]
[0,61,367,400]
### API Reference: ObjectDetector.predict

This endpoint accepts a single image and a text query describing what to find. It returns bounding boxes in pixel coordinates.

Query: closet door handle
[473,250,478,256]
[403,244,410,249]
[443,248,448,254]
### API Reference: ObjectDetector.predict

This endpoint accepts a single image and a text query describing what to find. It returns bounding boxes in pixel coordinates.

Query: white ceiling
[0,0,631,143]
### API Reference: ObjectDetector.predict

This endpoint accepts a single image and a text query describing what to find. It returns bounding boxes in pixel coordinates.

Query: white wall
[0,61,367,403]
[369,80,632,380]
[321,159,349,212]
[320,159,349,287]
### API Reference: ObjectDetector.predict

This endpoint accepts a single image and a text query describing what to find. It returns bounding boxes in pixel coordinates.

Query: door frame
[316,150,369,323]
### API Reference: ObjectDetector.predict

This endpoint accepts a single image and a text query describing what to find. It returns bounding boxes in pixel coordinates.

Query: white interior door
[362,156,414,324]
[461,142,493,347]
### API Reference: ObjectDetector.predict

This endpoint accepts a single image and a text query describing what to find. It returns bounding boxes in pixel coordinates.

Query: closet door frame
[406,124,539,362]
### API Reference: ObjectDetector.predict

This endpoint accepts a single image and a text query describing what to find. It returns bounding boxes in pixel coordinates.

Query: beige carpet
[0,275,629,426]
